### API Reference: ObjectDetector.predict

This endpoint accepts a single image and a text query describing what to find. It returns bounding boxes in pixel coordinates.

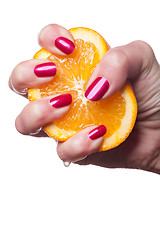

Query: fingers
[9,59,57,95]
[38,24,75,55]
[57,125,106,163]
[85,40,158,101]
[15,93,72,135]
[9,24,76,95]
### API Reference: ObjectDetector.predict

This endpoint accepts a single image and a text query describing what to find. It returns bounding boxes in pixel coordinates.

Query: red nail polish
[34,62,57,77]
[88,125,107,140]
[85,77,109,101]
[55,37,75,55]
[50,93,72,108]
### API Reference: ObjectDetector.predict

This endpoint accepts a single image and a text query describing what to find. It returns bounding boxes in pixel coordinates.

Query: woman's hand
[9,24,160,174]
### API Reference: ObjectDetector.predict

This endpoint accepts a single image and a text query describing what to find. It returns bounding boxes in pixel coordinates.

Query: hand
[9,24,160,174]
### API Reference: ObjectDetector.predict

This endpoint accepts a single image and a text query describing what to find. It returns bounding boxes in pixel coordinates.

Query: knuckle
[134,40,153,52]
[132,40,155,60]
[131,40,156,72]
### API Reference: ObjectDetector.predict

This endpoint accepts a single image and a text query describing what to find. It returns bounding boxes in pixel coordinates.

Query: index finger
[38,24,75,55]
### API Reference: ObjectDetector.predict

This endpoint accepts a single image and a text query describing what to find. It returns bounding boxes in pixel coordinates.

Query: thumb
[85,40,155,101]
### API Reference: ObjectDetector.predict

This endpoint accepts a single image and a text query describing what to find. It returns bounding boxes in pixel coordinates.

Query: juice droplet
[63,161,71,167]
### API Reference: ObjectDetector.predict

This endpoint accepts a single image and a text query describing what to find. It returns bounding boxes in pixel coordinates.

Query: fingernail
[34,62,57,77]
[55,37,75,55]
[50,93,72,108]
[88,125,107,140]
[85,77,109,101]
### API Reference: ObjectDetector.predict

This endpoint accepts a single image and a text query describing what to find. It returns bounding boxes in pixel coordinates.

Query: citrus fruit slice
[28,27,137,151]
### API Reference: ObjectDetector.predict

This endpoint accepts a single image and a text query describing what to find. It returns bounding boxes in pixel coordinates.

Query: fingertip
[14,95,72,136]
[85,48,129,101]
[10,59,57,95]
[57,125,106,163]
[38,24,75,55]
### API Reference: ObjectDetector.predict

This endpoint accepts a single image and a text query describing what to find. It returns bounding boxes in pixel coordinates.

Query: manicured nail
[88,125,107,140]
[55,37,75,55]
[85,77,109,101]
[34,62,57,77]
[50,93,72,108]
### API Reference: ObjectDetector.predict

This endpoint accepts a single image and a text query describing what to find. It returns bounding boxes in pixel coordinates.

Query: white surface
[1,0,160,239]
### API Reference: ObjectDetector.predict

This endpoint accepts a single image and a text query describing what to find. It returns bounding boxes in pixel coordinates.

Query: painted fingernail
[50,93,72,108]
[34,62,57,77]
[88,125,107,140]
[85,77,109,101]
[55,37,75,55]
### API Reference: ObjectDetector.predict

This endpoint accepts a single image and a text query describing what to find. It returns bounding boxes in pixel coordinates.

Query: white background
[1,0,160,239]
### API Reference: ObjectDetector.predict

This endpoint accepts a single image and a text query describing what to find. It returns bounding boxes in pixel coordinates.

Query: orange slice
[28,27,137,151]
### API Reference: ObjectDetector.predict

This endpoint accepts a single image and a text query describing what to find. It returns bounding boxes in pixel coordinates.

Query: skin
[9,24,160,174]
